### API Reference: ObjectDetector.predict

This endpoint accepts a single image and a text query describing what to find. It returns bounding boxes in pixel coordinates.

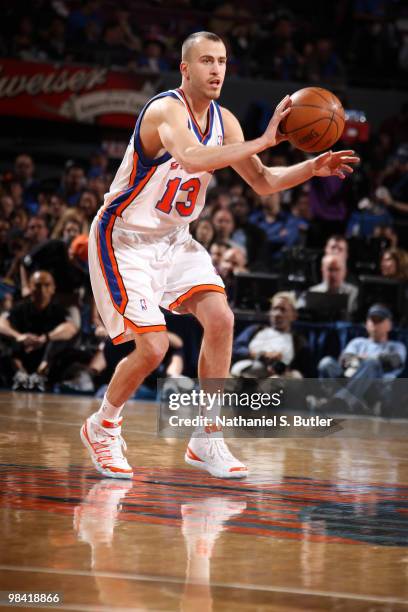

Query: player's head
[180,31,226,100]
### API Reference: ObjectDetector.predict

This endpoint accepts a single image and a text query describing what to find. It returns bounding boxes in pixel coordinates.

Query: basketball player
[81,32,359,479]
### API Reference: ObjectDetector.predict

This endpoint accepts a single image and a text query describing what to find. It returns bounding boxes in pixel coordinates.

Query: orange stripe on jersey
[116,164,157,216]
[168,284,225,311]
[178,88,210,140]
[128,151,139,187]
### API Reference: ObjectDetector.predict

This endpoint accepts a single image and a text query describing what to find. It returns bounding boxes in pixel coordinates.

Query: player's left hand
[312,150,360,179]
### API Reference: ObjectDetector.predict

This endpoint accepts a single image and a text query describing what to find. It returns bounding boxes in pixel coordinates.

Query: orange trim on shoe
[101,418,123,429]
[204,424,222,434]
[229,466,248,472]
[82,421,133,475]
[186,446,204,462]
[112,317,167,344]
[168,284,225,311]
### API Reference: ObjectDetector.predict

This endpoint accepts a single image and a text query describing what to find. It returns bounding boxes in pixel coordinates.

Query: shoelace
[208,438,239,465]
[93,431,129,468]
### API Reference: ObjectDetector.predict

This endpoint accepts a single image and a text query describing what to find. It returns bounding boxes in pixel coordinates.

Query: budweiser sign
[0,58,159,128]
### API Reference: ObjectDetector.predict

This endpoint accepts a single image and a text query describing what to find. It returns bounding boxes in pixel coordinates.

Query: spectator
[13,154,40,211]
[380,248,408,281]
[230,197,268,270]
[318,304,406,412]
[211,208,237,246]
[209,241,229,274]
[346,195,393,240]
[0,195,15,222]
[231,291,314,378]
[59,163,86,206]
[218,246,248,300]
[51,209,88,241]
[297,254,359,315]
[250,192,302,260]
[25,215,49,250]
[324,235,349,260]
[77,189,100,225]
[138,38,169,73]
[303,38,345,85]
[192,219,215,250]
[0,270,79,391]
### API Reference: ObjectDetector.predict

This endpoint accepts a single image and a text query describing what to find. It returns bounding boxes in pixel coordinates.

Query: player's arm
[156,96,291,174]
[222,108,360,195]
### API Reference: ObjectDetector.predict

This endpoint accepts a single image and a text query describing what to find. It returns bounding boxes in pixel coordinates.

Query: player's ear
[180,61,190,80]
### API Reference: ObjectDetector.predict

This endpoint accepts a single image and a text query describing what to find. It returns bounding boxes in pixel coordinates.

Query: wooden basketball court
[0,391,408,611]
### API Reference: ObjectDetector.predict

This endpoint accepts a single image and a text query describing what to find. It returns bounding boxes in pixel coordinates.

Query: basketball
[279,87,345,153]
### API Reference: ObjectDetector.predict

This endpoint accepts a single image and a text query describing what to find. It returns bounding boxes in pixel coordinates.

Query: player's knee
[205,305,234,337]
[139,333,170,369]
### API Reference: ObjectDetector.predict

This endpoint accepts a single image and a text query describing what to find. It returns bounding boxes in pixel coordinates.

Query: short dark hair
[181,31,224,60]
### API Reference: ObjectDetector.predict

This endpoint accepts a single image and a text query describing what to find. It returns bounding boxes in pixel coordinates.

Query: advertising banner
[0,58,158,128]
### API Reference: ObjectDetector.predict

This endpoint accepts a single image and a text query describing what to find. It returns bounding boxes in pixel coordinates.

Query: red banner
[0,58,159,128]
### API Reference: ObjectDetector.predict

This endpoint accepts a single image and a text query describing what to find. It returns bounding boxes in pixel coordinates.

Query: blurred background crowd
[0,0,407,410]
[2,0,408,86]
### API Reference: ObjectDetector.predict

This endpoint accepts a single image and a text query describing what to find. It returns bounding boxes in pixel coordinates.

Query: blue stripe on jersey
[98,215,125,311]
[202,103,215,145]
[133,91,180,167]
[213,101,224,141]
[105,158,150,215]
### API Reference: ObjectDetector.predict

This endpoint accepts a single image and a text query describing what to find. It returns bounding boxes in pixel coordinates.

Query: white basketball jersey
[98,88,224,233]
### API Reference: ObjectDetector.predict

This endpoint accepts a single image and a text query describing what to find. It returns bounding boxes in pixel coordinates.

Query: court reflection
[73,479,246,611]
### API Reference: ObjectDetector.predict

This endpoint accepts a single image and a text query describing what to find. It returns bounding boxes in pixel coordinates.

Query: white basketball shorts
[88,217,225,344]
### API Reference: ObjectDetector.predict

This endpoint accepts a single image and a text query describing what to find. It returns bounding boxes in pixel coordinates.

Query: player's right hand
[263,95,292,147]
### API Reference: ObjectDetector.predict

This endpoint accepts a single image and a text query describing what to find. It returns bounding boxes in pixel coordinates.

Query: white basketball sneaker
[185,432,248,479]
[80,414,133,479]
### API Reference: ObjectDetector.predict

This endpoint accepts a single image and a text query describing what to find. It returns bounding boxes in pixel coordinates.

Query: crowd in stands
[1,0,407,86]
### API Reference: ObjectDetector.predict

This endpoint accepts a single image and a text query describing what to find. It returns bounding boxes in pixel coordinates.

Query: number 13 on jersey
[155,177,201,217]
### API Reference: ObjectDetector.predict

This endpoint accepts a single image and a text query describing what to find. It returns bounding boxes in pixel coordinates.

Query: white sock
[96,394,124,423]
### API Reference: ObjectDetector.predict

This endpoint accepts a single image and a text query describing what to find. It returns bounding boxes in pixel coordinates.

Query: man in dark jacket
[0,270,79,390]
[231,291,314,378]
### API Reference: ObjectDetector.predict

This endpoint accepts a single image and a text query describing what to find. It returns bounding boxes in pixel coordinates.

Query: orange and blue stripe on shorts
[97,154,157,315]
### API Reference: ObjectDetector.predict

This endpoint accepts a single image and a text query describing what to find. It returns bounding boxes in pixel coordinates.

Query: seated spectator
[230,197,268,270]
[192,219,215,250]
[13,154,40,212]
[209,241,229,274]
[346,197,393,240]
[0,270,79,391]
[211,208,237,247]
[0,195,16,222]
[25,215,49,250]
[138,37,169,73]
[297,254,359,316]
[324,235,349,260]
[380,248,408,281]
[379,143,408,205]
[376,185,408,218]
[249,192,302,260]
[218,246,248,300]
[318,304,406,412]
[77,189,100,225]
[59,163,86,206]
[231,291,314,378]
[51,209,88,241]
[290,190,311,239]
